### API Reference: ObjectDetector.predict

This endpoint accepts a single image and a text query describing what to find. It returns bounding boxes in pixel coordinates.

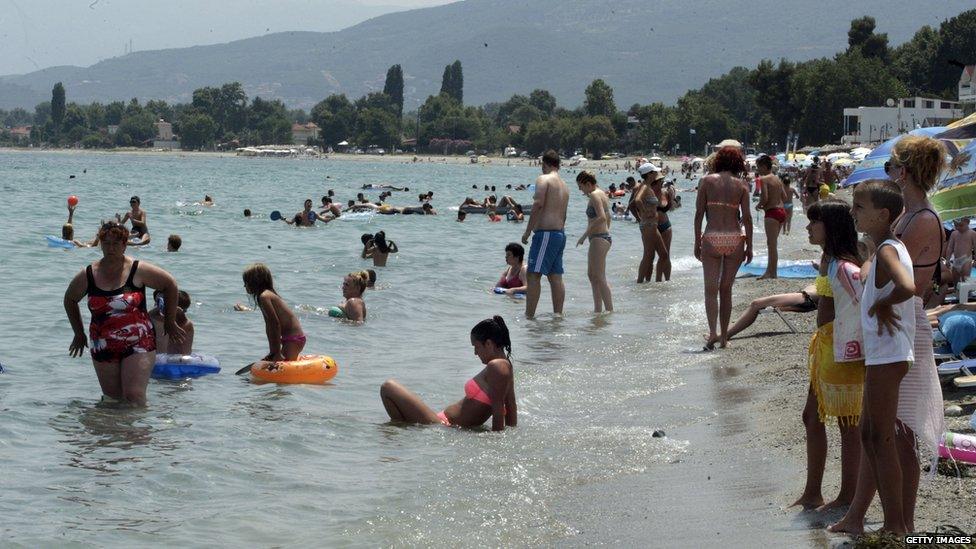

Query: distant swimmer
[119,195,150,245]
[62,202,99,247]
[63,220,185,406]
[319,196,342,218]
[167,234,182,252]
[380,316,517,430]
[329,270,368,322]
[401,203,436,215]
[362,183,406,191]
[242,263,305,361]
[243,209,253,218]
[362,231,398,266]
[495,243,528,295]
[283,199,331,226]
[521,150,569,319]
[457,210,467,222]
[506,204,525,222]
[197,195,214,207]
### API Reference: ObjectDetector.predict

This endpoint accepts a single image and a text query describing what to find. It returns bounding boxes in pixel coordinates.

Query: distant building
[292,122,320,144]
[154,119,173,140]
[841,96,963,144]
[960,65,976,105]
[9,125,31,142]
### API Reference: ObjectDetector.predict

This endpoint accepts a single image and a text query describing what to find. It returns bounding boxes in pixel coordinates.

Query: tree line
[0,9,973,154]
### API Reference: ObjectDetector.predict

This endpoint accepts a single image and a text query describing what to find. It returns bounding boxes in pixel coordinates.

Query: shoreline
[562,277,975,546]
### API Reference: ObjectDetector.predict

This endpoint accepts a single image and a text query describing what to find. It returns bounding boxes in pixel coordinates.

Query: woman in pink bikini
[380,316,517,431]
[694,146,754,350]
[242,263,306,361]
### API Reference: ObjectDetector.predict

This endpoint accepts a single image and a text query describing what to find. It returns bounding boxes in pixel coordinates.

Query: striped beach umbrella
[839,127,946,188]
[932,139,976,223]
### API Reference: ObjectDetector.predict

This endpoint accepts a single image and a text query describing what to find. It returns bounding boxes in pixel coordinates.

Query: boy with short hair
[149,290,195,354]
[167,234,182,252]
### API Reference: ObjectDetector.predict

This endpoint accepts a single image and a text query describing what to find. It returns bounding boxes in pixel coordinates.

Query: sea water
[0,151,811,546]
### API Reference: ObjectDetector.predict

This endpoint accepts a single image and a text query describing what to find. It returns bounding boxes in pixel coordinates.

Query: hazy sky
[0,0,454,76]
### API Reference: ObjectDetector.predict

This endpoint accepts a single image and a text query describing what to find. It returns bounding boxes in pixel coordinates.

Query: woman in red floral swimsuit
[64,221,185,406]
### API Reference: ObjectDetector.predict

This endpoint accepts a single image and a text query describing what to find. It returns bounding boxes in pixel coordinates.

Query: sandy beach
[560,277,976,547]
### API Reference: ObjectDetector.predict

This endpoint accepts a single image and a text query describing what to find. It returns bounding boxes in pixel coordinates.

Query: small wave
[670,255,701,273]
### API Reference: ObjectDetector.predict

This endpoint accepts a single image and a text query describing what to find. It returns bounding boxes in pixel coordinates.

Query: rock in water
[652,429,666,438]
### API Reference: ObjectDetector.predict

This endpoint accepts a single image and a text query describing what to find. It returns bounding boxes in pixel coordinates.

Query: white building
[841,96,963,145]
[960,65,976,105]
[291,122,320,145]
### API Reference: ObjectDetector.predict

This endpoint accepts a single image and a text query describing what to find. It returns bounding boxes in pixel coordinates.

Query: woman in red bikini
[380,316,517,431]
[495,243,528,295]
[694,145,753,350]
[64,221,185,406]
[756,154,787,280]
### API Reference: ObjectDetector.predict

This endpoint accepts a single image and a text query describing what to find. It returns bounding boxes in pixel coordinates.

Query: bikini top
[894,207,943,271]
[498,268,523,289]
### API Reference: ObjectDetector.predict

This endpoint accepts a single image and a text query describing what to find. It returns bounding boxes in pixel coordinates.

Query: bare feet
[815,498,850,513]
[826,515,864,535]
[703,334,718,351]
[790,495,825,510]
[757,273,778,280]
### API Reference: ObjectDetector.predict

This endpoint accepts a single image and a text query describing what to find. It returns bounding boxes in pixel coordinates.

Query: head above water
[505,242,524,263]
[167,234,182,252]
[373,231,393,253]
[244,208,252,217]
[365,269,377,287]
[129,195,141,206]
[61,223,74,240]
[344,270,370,296]
[471,315,512,359]
[242,263,276,297]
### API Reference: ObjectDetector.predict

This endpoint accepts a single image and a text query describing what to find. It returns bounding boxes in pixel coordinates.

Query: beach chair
[759,307,798,334]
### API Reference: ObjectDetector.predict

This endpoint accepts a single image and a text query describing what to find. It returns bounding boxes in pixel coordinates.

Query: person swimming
[496,243,528,295]
[329,271,368,322]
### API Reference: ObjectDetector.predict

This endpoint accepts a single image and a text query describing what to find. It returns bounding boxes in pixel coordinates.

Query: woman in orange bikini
[694,146,753,350]
[380,316,517,431]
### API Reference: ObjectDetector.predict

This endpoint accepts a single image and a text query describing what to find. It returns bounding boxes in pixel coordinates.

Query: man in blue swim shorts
[521,150,570,319]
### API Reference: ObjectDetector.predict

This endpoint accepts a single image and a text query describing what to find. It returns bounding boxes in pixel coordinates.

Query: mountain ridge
[0,0,971,111]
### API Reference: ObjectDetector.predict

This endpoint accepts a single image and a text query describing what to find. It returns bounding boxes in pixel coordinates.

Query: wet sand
[559,277,975,547]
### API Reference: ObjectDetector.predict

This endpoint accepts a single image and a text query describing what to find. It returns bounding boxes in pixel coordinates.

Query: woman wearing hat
[632,163,669,283]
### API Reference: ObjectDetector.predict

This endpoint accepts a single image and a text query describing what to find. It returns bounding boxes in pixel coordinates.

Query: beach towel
[938,311,976,356]
[808,322,865,426]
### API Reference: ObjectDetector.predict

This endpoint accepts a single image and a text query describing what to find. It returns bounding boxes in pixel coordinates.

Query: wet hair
[626,176,636,184]
[853,179,904,223]
[242,263,276,298]
[321,196,331,204]
[490,186,496,191]
[204,195,212,201]
[327,189,335,196]
[418,193,426,202]
[712,147,746,174]
[167,234,182,251]
[471,315,512,359]
[130,195,141,205]
[347,200,355,207]
[505,242,525,261]
[304,198,313,207]
[506,184,512,189]
[542,150,560,168]
[98,220,129,242]
[365,269,377,287]
[360,233,373,246]
[457,210,467,221]
[891,135,946,192]
[373,231,394,254]
[347,270,369,294]
[472,185,478,189]
[62,223,74,240]
[806,200,860,264]
[178,290,191,310]
[756,154,773,170]
[576,170,597,186]
[513,204,523,214]
[244,209,252,217]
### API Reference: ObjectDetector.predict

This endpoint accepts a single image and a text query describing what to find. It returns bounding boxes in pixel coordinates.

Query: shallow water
[0,151,817,546]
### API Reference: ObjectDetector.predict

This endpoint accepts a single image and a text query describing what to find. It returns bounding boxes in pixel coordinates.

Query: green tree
[33,101,51,127]
[749,59,797,145]
[633,103,673,152]
[178,112,217,150]
[311,94,358,146]
[61,104,88,138]
[583,79,616,118]
[115,111,156,146]
[145,99,174,122]
[383,64,405,118]
[529,89,557,117]
[523,119,559,155]
[104,101,125,125]
[848,16,876,50]
[932,9,976,97]
[51,82,66,129]
[356,107,399,149]
[891,26,941,95]
[580,116,616,158]
[440,60,463,104]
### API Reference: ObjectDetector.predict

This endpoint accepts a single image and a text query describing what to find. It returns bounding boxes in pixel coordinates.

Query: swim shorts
[528,230,566,275]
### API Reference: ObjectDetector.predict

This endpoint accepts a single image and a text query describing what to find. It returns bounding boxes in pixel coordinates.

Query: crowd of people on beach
[53,133,966,535]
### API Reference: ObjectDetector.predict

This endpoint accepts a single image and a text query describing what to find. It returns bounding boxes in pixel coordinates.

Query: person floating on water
[380,316,517,431]
[242,263,305,362]
[521,150,569,319]
[63,221,185,406]
[329,271,368,322]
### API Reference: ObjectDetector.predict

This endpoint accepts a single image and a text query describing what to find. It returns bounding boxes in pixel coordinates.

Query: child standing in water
[242,263,305,361]
[848,179,916,534]
[792,200,865,511]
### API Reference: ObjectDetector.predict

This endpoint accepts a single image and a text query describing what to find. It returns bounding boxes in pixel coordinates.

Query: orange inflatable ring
[612,190,626,197]
[250,355,338,384]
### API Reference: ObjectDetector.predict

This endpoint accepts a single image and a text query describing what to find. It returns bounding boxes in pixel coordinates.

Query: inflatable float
[250,355,338,384]
[46,235,75,249]
[494,287,525,299]
[737,258,818,279]
[151,353,221,379]
[460,205,533,215]
[939,432,976,464]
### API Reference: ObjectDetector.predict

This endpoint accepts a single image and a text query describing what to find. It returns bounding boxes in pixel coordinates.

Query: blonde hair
[243,263,276,298]
[891,135,946,192]
[347,270,369,294]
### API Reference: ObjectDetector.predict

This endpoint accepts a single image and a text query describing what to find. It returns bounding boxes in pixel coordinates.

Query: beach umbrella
[840,126,946,188]
[932,140,976,223]
[826,152,850,163]
[832,157,855,167]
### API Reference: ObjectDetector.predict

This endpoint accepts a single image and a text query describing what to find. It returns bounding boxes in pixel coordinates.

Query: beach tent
[840,127,946,188]
[931,140,976,223]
